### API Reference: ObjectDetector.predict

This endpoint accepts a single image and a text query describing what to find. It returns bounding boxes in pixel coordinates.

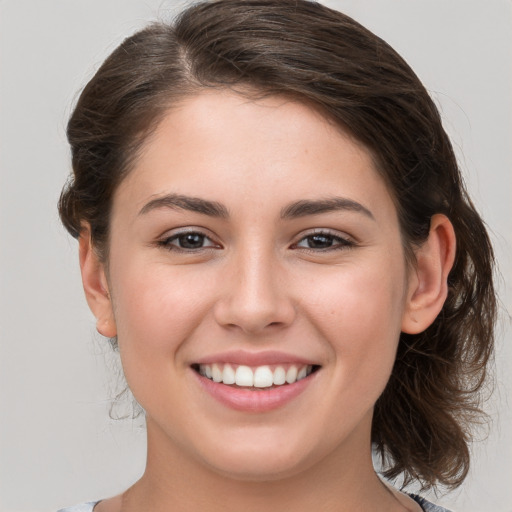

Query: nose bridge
[214,239,295,333]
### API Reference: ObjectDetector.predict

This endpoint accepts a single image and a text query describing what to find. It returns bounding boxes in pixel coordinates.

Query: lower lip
[193,370,318,413]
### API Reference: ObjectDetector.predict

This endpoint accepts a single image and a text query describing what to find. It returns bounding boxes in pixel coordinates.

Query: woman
[57,1,496,510]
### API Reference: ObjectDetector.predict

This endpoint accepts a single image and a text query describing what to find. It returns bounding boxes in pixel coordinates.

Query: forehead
[113,90,397,223]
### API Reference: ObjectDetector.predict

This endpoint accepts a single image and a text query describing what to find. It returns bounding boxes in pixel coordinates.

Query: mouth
[191,363,320,390]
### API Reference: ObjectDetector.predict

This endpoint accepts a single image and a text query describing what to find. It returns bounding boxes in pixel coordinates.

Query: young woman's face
[103,91,416,480]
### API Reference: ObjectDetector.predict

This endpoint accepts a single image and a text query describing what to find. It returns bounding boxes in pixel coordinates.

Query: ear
[401,214,456,334]
[79,224,117,338]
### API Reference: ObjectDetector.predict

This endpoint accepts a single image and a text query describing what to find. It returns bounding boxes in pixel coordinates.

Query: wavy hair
[59,0,496,490]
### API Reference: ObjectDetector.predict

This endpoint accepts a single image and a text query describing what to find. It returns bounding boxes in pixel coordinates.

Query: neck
[118,414,409,512]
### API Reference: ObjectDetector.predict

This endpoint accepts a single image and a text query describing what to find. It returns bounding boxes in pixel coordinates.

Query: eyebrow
[138,194,229,218]
[280,197,374,220]
[138,193,374,221]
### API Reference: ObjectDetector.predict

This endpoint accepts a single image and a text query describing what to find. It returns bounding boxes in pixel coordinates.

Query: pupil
[308,234,333,248]
[179,233,203,248]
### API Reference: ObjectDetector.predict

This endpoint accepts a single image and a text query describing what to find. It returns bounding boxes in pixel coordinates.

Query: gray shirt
[57,495,453,512]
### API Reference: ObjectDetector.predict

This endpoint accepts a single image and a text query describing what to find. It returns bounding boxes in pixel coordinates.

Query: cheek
[110,261,215,359]
[308,257,406,329]
[108,262,221,416]
[305,259,406,390]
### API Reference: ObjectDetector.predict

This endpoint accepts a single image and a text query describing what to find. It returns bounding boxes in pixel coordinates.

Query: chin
[206,455,309,483]
[195,431,323,482]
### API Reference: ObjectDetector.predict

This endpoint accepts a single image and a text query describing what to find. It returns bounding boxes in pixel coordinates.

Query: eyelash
[292,230,356,252]
[158,230,220,252]
[157,229,356,253]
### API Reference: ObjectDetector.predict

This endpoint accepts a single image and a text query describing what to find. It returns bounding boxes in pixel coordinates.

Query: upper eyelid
[293,228,356,243]
[159,226,217,240]
[155,227,356,245]
[157,227,221,250]
[288,235,355,256]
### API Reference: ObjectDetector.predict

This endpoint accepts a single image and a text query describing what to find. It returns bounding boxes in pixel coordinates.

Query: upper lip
[192,350,321,367]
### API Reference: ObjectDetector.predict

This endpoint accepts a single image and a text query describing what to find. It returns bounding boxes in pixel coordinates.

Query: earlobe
[401,214,456,334]
[79,224,117,338]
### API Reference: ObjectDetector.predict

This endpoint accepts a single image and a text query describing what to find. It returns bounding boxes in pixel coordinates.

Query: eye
[294,232,355,251]
[159,231,219,251]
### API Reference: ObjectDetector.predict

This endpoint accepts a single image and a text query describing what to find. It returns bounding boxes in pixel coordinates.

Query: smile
[192,359,321,412]
[194,363,317,389]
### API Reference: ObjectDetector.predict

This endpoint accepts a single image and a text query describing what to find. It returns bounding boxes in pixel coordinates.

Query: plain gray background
[0,1,511,511]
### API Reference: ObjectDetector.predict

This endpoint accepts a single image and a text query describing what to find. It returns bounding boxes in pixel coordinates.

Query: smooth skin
[80,90,455,512]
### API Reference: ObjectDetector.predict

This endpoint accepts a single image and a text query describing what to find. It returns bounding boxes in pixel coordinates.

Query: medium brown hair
[59,0,496,491]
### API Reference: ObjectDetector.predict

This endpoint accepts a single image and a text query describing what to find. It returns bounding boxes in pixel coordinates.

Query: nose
[213,247,296,334]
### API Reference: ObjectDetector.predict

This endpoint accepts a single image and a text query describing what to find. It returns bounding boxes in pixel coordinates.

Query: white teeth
[235,365,254,386]
[297,366,307,381]
[254,366,274,388]
[198,363,315,388]
[211,363,222,383]
[272,366,286,385]
[285,366,298,384]
[222,364,236,385]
